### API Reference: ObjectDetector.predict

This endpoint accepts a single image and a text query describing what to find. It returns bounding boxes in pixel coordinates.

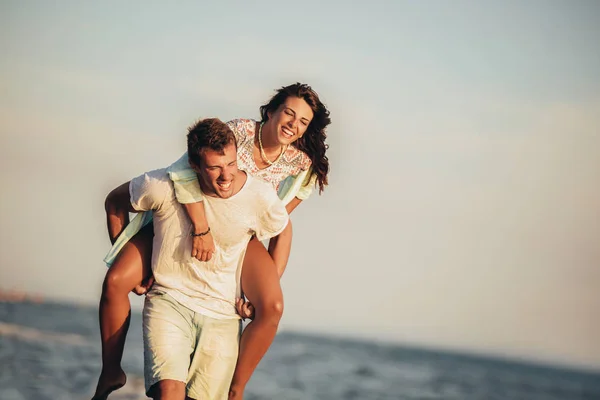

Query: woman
[92,82,331,400]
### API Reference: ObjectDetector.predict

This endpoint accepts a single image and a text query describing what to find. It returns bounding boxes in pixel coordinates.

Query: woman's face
[267,96,314,146]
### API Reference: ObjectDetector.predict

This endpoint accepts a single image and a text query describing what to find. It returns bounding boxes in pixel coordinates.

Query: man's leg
[143,292,196,400]
[150,380,186,400]
[186,315,241,400]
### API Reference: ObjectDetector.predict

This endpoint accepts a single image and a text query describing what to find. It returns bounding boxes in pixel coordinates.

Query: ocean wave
[0,322,92,347]
[2,301,600,400]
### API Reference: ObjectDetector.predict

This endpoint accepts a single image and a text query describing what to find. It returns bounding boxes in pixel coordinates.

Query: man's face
[195,142,239,199]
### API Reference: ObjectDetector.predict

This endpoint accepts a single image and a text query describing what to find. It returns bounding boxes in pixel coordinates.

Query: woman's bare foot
[91,367,126,400]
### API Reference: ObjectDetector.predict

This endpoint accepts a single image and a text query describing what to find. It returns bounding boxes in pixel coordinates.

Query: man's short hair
[187,118,237,167]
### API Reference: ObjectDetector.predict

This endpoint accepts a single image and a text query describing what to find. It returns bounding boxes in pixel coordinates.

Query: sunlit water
[1,300,599,400]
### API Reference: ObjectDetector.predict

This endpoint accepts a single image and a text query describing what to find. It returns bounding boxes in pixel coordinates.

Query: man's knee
[149,379,186,399]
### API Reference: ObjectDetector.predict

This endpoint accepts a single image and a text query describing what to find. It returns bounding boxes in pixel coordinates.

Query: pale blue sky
[1,1,599,371]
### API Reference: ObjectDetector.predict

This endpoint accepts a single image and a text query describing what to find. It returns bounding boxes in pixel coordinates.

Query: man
[104,118,292,399]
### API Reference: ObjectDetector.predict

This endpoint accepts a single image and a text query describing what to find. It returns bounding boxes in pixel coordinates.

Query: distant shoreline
[0,289,44,303]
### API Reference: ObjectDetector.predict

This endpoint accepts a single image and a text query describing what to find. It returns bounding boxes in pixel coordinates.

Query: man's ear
[187,152,203,172]
[188,160,202,174]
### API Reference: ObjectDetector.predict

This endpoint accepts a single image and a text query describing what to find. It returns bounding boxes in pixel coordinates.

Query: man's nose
[220,169,233,181]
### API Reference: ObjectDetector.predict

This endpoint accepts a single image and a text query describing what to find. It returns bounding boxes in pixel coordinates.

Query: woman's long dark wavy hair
[260,82,331,194]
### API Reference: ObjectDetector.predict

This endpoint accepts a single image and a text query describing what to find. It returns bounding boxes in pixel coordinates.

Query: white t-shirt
[129,168,289,319]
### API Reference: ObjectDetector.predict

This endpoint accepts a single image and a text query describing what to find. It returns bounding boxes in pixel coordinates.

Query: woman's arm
[263,197,302,276]
[167,152,215,261]
[262,195,302,279]
[285,197,303,215]
[184,202,216,262]
[267,220,293,278]
[278,168,315,213]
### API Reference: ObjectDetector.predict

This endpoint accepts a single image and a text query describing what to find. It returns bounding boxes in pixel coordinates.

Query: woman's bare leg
[92,224,153,400]
[228,237,284,399]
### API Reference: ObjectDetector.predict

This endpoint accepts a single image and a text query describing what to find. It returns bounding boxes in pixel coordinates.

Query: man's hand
[235,297,255,320]
[132,275,155,296]
[191,231,216,262]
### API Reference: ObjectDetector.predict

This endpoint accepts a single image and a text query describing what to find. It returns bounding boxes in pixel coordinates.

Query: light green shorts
[143,292,241,399]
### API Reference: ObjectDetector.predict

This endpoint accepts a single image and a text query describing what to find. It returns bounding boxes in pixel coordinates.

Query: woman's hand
[191,231,216,262]
[235,297,255,320]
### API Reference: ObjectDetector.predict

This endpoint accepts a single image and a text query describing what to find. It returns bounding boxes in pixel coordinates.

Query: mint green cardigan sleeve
[167,151,316,205]
[166,152,204,204]
[104,153,200,267]
[277,167,316,204]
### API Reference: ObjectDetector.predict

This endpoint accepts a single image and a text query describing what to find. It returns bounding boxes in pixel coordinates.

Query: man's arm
[105,181,138,244]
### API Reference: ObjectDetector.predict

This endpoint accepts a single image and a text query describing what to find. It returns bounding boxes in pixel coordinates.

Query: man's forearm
[105,182,134,244]
[267,220,293,278]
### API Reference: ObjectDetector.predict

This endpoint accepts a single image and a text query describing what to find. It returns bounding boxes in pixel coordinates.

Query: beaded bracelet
[190,227,211,237]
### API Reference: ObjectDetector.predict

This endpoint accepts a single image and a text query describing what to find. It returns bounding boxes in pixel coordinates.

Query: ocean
[1,300,599,400]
